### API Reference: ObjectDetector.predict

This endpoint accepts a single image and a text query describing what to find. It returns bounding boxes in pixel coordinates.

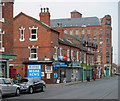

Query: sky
[14,0,118,65]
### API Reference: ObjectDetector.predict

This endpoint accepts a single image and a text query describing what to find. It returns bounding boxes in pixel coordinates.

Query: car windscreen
[19,78,33,83]
[0,79,4,84]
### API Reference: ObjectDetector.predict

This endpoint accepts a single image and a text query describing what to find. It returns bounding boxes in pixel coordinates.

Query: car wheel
[16,88,20,96]
[41,86,46,92]
[29,87,33,94]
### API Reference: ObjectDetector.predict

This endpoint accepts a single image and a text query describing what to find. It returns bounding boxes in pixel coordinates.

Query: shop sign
[27,65,41,79]
[63,56,67,60]
[45,65,52,73]
[58,55,63,60]
[60,63,67,67]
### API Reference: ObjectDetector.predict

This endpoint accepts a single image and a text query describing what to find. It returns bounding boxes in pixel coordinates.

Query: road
[2,76,119,100]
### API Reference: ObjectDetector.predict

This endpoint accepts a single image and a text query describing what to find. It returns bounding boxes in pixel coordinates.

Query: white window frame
[29,26,38,41]
[29,46,38,61]
[54,46,57,55]
[77,51,79,62]
[81,29,84,35]
[60,47,62,56]
[67,49,70,61]
[0,29,4,52]
[69,30,73,35]
[84,53,86,63]
[0,3,4,22]
[99,38,103,45]
[75,29,79,36]
[19,27,25,41]
[71,50,73,61]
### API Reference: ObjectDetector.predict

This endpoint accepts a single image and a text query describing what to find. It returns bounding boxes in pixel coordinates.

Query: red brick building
[0,1,16,78]
[12,8,98,83]
[50,10,112,77]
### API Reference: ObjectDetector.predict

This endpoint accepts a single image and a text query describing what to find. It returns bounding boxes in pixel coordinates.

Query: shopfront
[0,54,16,78]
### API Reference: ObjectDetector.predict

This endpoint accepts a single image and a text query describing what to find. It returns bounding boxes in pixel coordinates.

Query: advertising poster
[27,64,41,79]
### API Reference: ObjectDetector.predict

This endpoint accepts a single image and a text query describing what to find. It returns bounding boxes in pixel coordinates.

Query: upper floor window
[71,50,73,61]
[54,46,57,55]
[99,38,103,45]
[69,30,73,35]
[99,29,102,36]
[99,47,102,54]
[93,29,97,36]
[93,38,97,44]
[29,47,38,60]
[0,32,2,49]
[106,47,109,55]
[29,26,38,41]
[77,51,79,61]
[0,3,2,20]
[75,29,79,37]
[84,53,86,63]
[67,49,70,61]
[64,30,67,34]
[101,56,102,64]
[87,29,90,36]
[106,38,109,45]
[60,47,62,56]
[106,56,109,64]
[87,38,91,43]
[81,29,84,37]
[106,29,110,36]
[19,27,25,41]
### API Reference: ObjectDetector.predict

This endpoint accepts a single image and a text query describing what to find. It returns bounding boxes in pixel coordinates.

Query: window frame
[99,29,102,36]
[87,29,90,36]
[29,26,38,41]
[69,29,73,35]
[19,27,25,41]
[99,38,103,45]
[29,47,38,60]
[75,29,79,37]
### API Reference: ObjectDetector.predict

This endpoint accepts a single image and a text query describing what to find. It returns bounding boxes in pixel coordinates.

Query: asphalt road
[2,76,119,100]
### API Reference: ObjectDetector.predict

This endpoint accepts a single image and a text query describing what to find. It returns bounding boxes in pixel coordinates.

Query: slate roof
[50,17,101,28]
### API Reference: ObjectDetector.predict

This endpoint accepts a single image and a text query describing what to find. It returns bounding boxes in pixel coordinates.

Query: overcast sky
[14,0,118,65]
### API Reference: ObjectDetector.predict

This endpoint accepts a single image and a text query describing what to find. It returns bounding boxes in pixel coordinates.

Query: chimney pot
[41,8,43,13]
[46,8,49,12]
[44,8,46,12]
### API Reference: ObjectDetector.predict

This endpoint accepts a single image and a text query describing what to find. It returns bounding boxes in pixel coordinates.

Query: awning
[53,62,67,67]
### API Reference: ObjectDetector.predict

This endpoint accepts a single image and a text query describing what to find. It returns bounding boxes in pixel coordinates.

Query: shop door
[106,69,109,76]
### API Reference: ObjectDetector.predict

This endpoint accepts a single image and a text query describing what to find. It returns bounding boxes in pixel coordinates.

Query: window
[99,38,103,45]
[101,56,102,64]
[75,30,79,37]
[106,47,109,55]
[99,47,102,54]
[87,38,91,42]
[93,38,97,44]
[93,29,97,36]
[106,56,109,63]
[99,29,102,36]
[84,53,86,63]
[67,49,70,61]
[30,47,38,60]
[0,32,2,49]
[54,46,57,55]
[81,29,84,37]
[71,50,73,61]
[19,27,25,41]
[29,26,38,41]
[60,47,62,56]
[106,38,109,45]
[87,29,90,36]
[64,30,67,34]
[69,30,73,35]
[0,3,2,19]
[77,51,79,61]
[106,29,110,36]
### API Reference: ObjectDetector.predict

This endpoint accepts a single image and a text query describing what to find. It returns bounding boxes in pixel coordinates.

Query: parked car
[0,85,2,99]
[0,78,20,96]
[16,77,46,94]
[115,73,120,76]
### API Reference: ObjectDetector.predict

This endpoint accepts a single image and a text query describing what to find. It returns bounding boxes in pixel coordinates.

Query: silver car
[0,78,20,96]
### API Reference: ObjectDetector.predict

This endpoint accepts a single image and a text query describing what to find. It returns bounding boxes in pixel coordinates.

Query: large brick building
[50,10,112,77]
[12,8,98,83]
[0,1,16,78]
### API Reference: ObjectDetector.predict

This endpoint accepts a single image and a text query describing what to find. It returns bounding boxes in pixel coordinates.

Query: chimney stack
[71,10,82,18]
[39,8,50,26]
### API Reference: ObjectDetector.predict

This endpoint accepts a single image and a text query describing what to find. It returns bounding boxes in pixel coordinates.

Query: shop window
[29,26,38,41]
[77,51,79,61]
[67,49,70,61]
[87,38,91,42]
[71,50,73,61]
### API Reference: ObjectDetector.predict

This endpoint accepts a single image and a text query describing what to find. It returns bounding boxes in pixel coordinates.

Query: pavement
[46,77,111,87]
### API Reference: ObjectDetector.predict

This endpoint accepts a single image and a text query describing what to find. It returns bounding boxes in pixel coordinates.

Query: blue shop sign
[55,62,67,67]
[58,55,63,59]
[61,63,67,67]
[27,64,41,79]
